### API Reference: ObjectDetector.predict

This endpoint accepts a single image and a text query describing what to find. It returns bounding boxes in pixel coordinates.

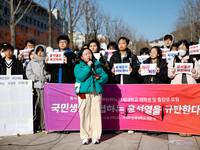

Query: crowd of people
[0,33,200,144]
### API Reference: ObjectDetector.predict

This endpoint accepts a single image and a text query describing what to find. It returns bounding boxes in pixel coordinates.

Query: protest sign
[175,63,193,75]
[54,49,59,52]
[48,52,63,64]
[114,63,130,75]
[19,49,32,59]
[0,75,23,81]
[141,64,157,76]
[44,83,200,135]
[161,48,170,58]
[137,56,150,64]
[189,44,200,55]
[106,50,116,61]
[14,49,18,59]
[93,53,100,60]
[166,51,178,62]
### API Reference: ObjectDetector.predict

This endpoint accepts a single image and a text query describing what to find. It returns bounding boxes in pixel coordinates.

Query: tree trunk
[10,0,16,48]
[70,22,73,50]
[49,0,52,47]
[86,1,89,44]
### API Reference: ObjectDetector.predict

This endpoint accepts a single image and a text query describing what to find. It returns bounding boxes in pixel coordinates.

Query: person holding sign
[168,40,200,137]
[110,37,140,84]
[45,35,76,83]
[74,48,108,145]
[168,40,200,85]
[0,43,23,75]
[89,40,110,74]
[26,45,50,132]
[138,46,168,84]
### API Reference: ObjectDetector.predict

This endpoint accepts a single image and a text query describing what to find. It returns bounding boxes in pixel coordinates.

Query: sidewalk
[0,131,199,150]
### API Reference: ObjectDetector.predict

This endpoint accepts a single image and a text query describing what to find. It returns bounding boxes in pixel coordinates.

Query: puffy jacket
[140,57,169,84]
[168,56,200,84]
[109,49,140,84]
[74,60,108,95]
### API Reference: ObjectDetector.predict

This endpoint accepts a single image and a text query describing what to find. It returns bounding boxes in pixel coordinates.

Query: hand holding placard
[175,63,193,75]
[113,63,130,75]
[140,64,157,76]
[48,52,64,64]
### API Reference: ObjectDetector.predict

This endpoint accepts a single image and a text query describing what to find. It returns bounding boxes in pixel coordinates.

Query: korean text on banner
[175,63,193,75]
[19,49,32,59]
[140,64,157,76]
[48,52,63,64]
[161,48,170,59]
[44,83,200,135]
[114,63,130,75]
[166,51,178,62]
[189,44,200,55]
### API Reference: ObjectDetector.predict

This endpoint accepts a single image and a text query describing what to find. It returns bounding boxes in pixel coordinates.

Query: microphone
[89,59,94,75]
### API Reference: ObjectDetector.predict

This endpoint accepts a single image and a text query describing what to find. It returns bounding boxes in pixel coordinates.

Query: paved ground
[0,131,200,150]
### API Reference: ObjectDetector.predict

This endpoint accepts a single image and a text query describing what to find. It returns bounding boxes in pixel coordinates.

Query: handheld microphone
[89,59,94,75]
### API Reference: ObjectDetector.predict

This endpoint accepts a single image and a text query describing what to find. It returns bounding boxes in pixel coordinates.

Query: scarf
[58,48,72,83]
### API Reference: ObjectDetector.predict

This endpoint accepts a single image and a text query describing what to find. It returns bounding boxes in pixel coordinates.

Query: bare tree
[60,0,83,50]
[173,0,200,43]
[0,0,36,48]
[89,3,104,40]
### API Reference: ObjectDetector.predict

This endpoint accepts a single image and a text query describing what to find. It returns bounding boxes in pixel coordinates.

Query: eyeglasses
[59,41,67,44]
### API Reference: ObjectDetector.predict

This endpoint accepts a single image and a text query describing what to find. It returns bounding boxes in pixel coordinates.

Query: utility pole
[63,0,66,34]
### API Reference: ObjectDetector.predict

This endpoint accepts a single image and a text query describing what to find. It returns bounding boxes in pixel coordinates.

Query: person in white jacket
[26,44,50,132]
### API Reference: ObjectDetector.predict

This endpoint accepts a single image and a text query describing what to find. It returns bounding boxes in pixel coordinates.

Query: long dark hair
[177,40,189,55]
[74,48,96,66]
[88,39,101,53]
[28,49,34,61]
[151,46,162,59]
[174,40,194,63]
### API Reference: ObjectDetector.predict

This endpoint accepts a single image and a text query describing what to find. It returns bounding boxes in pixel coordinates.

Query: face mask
[1,52,5,58]
[178,49,186,56]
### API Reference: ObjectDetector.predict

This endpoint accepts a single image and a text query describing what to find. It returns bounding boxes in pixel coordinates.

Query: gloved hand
[36,76,47,82]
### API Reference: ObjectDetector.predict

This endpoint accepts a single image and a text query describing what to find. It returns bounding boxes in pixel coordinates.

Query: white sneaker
[82,139,89,145]
[92,138,99,144]
[128,130,134,134]
[115,130,121,134]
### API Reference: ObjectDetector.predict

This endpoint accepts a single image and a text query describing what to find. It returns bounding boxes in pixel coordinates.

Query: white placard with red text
[161,48,170,59]
[48,52,63,64]
[189,44,200,55]
[140,64,157,76]
[19,49,32,59]
[175,63,193,75]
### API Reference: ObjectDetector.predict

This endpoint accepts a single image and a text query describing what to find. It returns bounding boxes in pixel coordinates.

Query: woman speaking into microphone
[74,48,108,145]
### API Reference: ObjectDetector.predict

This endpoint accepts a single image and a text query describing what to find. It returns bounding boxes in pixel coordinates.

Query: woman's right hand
[171,68,176,74]
[111,67,115,74]
[88,60,93,66]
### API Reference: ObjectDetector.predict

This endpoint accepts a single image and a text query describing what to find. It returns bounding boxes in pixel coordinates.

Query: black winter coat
[0,56,23,75]
[109,49,140,84]
[45,52,76,83]
[140,57,168,84]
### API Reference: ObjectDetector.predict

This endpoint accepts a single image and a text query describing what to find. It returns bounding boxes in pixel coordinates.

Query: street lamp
[106,20,118,45]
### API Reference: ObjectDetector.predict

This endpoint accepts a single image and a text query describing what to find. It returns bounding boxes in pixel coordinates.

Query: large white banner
[0,79,33,136]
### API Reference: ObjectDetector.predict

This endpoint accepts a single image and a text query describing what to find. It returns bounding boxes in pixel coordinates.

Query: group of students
[0,33,200,145]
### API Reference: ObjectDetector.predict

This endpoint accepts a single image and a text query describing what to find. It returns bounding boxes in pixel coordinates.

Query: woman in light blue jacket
[74,48,108,145]
[26,45,50,132]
